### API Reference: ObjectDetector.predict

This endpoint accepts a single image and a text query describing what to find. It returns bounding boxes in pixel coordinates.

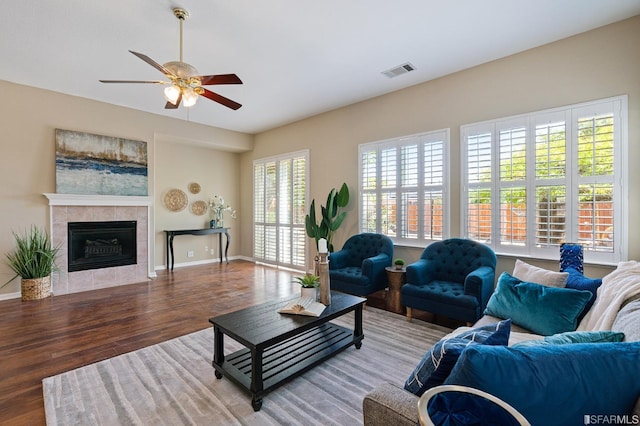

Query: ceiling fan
[99,7,242,110]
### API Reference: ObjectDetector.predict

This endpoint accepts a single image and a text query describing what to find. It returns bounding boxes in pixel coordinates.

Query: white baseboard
[0,291,21,301]
[154,255,246,271]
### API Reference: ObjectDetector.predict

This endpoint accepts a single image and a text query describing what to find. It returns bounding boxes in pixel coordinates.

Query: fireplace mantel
[43,193,152,207]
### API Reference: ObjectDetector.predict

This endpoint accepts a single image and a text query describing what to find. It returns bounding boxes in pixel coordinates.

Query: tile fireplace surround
[44,193,153,295]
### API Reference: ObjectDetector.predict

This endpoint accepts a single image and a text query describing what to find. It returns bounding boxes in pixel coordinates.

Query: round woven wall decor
[188,182,201,194]
[164,189,188,212]
[191,200,208,216]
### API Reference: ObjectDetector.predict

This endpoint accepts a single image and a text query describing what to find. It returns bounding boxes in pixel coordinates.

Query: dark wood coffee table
[209,292,366,411]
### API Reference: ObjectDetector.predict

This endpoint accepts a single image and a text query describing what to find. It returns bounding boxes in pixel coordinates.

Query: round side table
[385,266,406,314]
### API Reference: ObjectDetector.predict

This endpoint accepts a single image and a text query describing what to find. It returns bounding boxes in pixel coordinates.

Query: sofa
[363,261,640,426]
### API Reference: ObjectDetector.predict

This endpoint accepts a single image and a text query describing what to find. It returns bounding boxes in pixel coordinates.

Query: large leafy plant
[5,226,60,282]
[305,183,350,252]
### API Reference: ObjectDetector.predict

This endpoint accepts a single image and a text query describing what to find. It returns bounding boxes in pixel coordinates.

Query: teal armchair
[329,233,393,296]
[402,238,497,324]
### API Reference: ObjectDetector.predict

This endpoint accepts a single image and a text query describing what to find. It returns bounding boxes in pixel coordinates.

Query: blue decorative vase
[209,219,217,229]
[560,243,583,273]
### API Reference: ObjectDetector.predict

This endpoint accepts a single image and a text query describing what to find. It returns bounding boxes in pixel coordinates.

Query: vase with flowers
[208,195,237,228]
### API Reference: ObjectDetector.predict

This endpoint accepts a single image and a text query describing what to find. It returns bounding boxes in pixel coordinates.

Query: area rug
[43,307,451,425]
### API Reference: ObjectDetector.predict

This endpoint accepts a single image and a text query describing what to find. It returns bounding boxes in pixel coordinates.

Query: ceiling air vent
[382,62,416,78]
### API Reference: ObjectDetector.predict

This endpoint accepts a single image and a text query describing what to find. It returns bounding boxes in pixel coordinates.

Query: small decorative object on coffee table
[316,238,331,305]
[294,273,320,300]
[278,296,326,316]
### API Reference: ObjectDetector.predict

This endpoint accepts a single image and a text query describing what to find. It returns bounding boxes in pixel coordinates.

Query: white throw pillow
[512,259,568,288]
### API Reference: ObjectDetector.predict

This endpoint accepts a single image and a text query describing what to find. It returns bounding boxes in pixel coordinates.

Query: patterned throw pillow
[404,319,511,396]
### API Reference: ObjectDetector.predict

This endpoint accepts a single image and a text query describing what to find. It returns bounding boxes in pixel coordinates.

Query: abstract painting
[55,129,148,196]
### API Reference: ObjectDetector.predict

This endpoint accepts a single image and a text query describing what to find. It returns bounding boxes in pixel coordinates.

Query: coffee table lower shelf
[212,322,361,411]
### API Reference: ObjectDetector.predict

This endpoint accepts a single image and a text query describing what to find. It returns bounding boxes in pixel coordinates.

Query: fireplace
[68,221,137,272]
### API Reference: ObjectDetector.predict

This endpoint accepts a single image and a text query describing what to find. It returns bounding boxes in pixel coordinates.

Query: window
[462,96,628,264]
[254,150,308,270]
[359,130,450,245]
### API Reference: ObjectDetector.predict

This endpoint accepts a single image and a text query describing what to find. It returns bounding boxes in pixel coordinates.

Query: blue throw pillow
[444,342,640,426]
[564,266,602,319]
[427,391,523,426]
[484,272,592,335]
[404,319,511,396]
[513,330,625,347]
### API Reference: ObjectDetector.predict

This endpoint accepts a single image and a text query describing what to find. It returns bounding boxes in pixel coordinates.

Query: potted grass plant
[294,273,320,300]
[4,226,60,301]
[394,258,405,270]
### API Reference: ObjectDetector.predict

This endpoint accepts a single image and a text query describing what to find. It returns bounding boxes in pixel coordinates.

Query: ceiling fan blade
[200,88,242,110]
[198,74,243,86]
[129,50,176,78]
[99,80,167,84]
[165,92,182,109]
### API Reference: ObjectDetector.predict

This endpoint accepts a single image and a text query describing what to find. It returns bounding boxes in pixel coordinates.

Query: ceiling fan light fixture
[164,85,181,104]
[182,87,198,107]
[163,61,199,79]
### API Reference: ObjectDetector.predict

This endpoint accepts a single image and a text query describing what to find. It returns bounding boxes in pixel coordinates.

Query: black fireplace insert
[68,221,137,272]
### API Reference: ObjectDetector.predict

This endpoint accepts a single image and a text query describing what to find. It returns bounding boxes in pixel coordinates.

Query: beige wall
[240,16,640,278]
[154,138,241,267]
[0,81,251,297]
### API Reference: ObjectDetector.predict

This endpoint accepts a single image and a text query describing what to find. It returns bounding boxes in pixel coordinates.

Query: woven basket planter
[21,276,51,301]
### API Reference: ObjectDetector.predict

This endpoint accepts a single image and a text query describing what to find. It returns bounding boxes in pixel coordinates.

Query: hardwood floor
[0,261,302,425]
[0,260,446,425]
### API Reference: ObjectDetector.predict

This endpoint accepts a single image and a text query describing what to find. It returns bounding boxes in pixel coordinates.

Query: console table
[164,228,230,271]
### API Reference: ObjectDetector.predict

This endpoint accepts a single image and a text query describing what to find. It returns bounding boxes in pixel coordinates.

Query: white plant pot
[301,287,318,301]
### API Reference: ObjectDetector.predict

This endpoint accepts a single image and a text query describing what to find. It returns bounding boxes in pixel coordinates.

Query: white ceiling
[2,1,639,134]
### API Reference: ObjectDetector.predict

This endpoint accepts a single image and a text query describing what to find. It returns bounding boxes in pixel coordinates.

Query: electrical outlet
[187,250,194,258]
[204,245,208,252]
[210,249,214,255]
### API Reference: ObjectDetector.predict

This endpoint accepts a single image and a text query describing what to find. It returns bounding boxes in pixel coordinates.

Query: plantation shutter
[498,124,527,248]
[461,96,626,263]
[254,151,308,270]
[360,147,377,233]
[465,130,492,243]
[575,109,615,253]
[359,130,449,243]
[423,140,444,240]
